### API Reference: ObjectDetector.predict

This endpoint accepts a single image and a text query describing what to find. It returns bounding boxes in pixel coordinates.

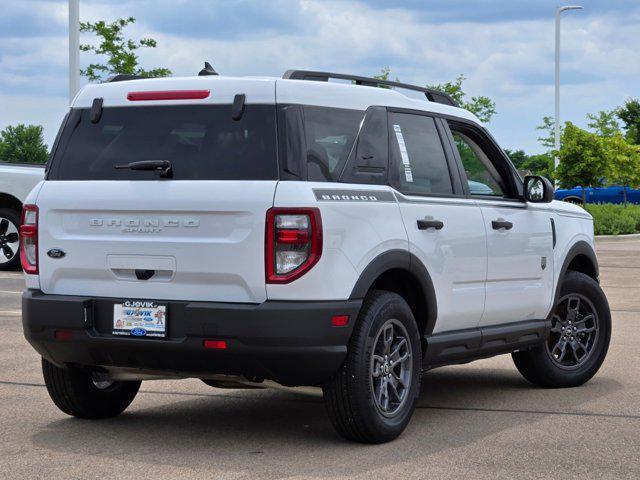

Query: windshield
[48,104,278,181]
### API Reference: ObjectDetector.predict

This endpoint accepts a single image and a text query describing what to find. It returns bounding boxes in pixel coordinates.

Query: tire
[512,271,611,388]
[0,207,21,271]
[323,290,422,443]
[42,358,141,419]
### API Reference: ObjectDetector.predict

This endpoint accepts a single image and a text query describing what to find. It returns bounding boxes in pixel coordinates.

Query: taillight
[265,208,322,284]
[20,204,38,275]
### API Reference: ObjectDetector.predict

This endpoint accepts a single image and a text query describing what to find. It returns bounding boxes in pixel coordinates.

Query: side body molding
[349,249,438,335]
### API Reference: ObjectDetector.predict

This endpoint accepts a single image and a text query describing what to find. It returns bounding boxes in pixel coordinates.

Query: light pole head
[558,5,583,14]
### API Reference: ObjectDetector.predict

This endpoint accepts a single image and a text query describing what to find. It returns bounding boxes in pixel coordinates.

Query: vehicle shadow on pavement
[30,366,618,478]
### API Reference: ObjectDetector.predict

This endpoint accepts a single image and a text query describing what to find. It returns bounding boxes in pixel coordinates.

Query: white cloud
[0,0,638,153]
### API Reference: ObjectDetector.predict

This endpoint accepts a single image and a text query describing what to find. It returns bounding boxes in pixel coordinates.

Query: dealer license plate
[113,300,167,338]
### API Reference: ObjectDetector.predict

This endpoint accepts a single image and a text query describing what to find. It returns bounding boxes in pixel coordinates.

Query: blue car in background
[555,185,640,205]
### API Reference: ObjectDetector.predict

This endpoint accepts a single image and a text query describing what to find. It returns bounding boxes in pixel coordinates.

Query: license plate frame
[112,300,168,338]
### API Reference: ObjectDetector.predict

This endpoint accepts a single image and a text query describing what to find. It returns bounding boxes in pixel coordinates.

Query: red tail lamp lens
[20,204,38,274]
[265,208,322,284]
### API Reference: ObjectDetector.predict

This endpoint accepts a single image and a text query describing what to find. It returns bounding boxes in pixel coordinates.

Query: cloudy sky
[1,0,638,153]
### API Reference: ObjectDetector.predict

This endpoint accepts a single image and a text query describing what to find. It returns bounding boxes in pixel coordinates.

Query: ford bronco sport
[21,68,611,443]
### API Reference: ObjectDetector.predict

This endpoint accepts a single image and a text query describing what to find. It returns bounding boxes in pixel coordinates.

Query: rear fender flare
[349,249,438,335]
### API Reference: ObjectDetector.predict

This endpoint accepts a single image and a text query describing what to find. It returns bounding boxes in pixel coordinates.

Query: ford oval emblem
[131,327,147,337]
[47,248,66,259]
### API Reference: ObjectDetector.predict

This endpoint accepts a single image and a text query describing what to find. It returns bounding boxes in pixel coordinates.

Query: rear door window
[49,104,278,180]
[302,106,364,182]
[388,112,453,196]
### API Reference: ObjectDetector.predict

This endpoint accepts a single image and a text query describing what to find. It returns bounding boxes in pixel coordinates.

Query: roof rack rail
[106,74,149,83]
[282,70,459,107]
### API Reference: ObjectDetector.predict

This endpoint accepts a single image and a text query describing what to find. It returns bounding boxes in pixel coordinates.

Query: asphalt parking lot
[1,237,639,480]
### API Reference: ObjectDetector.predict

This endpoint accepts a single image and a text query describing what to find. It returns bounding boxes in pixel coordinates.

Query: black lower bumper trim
[22,290,362,386]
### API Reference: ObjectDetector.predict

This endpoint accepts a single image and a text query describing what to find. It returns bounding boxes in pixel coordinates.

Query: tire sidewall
[350,292,422,439]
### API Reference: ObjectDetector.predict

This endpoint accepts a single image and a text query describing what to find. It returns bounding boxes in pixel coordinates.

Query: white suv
[21,68,611,443]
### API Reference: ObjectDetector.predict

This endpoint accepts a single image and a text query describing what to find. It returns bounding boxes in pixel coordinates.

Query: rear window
[49,104,278,180]
[302,106,364,182]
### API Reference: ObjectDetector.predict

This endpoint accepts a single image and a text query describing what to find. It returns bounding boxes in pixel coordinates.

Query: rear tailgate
[36,181,276,303]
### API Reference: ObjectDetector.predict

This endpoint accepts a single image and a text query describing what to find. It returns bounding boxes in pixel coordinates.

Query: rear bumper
[22,290,361,386]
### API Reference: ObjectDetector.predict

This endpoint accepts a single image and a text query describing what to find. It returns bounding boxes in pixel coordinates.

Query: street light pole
[555,5,583,169]
[69,0,80,104]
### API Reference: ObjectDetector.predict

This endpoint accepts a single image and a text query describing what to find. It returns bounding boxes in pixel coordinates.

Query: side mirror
[524,175,554,203]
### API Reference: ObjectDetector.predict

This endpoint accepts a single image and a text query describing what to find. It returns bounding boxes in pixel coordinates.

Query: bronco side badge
[47,248,66,259]
[541,256,547,270]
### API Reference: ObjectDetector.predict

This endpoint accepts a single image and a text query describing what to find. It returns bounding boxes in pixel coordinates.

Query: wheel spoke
[566,296,581,322]
[392,370,408,388]
[557,342,569,362]
[0,219,8,236]
[1,246,13,260]
[388,375,401,401]
[389,338,407,363]
[569,341,581,363]
[371,354,384,378]
[5,232,18,243]
[383,324,394,354]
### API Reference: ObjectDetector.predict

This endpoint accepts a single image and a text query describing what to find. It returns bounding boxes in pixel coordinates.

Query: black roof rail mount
[106,74,149,83]
[282,70,459,108]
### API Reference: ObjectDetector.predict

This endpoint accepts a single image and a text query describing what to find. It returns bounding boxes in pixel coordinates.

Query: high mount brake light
[126,90,211,101]
[265,208,322,284]
[20,204,38,275]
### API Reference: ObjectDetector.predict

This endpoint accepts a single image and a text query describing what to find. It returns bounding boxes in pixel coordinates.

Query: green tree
[586,110,620,137]
[555,122,609,203]
[505,149,554,181]
[0,124,49,164]
[536,116,559,150]
[504,149,528,169]
[373,66,399,89]
[428,74,496,123]
[373,69,497,122]
[80,17,171,82]
[603,133,640,205]
[617,98,640,145]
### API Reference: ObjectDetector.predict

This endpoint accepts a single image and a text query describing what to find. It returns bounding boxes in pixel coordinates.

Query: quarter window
[302,106,364,182]
[389,112,453,196]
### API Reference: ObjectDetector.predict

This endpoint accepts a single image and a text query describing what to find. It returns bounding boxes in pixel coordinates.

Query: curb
[595,233,640,242]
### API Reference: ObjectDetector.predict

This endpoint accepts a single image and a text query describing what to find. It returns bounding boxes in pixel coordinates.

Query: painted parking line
[0,310,22,316]
[0,290,22,294]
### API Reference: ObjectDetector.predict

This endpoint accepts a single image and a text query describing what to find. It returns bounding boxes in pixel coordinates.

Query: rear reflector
[54,330,74,340]
[127,90,211,101]
[331,315,350,327]
[204,340,227,350]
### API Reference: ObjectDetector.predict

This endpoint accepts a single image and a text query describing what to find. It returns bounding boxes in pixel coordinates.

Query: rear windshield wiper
[114,160,173,178]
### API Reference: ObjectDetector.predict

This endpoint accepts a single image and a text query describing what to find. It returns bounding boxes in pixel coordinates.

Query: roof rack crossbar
[282,70,459,107]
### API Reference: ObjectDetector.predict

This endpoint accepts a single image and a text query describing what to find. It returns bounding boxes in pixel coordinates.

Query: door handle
[492,219,513,230]
[417,219,444,230]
